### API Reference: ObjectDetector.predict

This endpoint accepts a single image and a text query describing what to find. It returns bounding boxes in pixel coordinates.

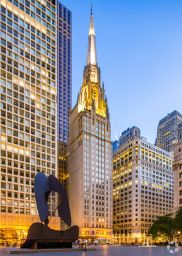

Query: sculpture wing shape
[48,175,71,226]
[34,172,71,227]
[34,172,49,223]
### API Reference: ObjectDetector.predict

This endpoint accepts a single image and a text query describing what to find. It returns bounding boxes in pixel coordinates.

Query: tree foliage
[148,215,175,241]
[149,209,182,241]
[175,208,182,232]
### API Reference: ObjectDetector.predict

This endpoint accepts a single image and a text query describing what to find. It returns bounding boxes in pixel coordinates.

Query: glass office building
[57,2,71,189]
[0,0,59,243]
[57,2,71,143]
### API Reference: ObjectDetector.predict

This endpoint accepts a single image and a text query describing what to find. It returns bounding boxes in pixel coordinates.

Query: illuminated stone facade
[173,123,182,210]
[0,0,59,244]
[173,142,182,210]
[68,11,113,242]
[113,127,174,244]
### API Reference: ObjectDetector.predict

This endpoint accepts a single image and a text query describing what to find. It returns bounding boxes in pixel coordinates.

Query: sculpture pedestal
[21,223,79,249]
[26,240,73,249]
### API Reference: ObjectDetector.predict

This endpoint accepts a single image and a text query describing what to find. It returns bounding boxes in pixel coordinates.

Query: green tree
[174,208,182,232]
[148,215,175,241]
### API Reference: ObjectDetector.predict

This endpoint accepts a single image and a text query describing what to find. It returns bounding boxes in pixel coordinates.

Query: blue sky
[61,0,182,143]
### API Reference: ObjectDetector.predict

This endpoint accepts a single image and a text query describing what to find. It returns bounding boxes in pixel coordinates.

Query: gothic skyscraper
[68,9,113,241]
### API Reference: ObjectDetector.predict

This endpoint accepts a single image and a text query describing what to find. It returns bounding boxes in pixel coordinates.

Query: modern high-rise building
[57,2,71,143]
[155,110,182,152]
[68,10,113,242]
[57,2,71,189]
[173,123,182,210]
[113,127,174,244]
[0,0,59,243]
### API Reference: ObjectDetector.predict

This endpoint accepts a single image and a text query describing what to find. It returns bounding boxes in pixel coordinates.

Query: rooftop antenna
[90,3,93,15]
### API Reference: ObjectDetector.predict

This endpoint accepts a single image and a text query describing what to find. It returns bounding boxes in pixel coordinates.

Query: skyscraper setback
[0,0,59,242]
[68,10,113,241]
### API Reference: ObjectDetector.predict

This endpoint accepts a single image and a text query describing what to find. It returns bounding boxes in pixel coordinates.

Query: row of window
[3,0,56,31]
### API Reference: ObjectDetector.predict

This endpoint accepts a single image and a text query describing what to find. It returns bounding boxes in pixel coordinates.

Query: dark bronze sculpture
[21,173,79,249]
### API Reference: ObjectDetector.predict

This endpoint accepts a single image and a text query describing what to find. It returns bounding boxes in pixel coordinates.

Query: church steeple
[77,7,108,119]
[86,6,97,66]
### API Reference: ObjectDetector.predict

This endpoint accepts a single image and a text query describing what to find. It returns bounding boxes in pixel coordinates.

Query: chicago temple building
[68,11,113,242]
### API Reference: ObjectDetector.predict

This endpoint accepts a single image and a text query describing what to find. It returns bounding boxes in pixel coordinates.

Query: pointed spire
[86,5,97,66]
[90,3,93,15]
